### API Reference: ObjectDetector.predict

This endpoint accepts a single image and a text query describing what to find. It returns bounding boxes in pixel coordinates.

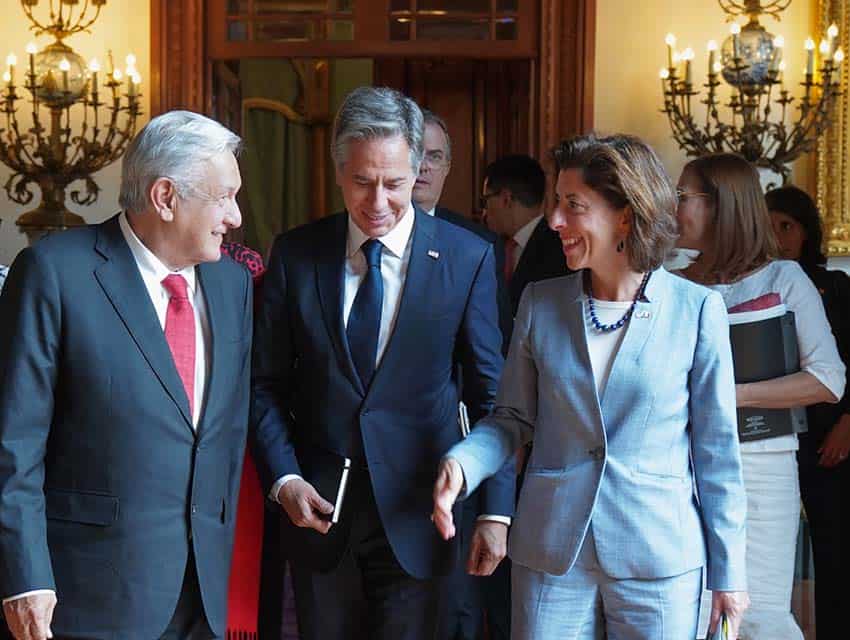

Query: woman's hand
[709,590,750,639]
[819,414,850,467]
[432,457,465,540]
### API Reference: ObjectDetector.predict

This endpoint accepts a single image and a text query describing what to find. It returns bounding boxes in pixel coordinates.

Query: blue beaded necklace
[586,271,651,333]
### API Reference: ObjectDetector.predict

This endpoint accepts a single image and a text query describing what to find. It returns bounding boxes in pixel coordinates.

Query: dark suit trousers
[291,473,444,640]
[797,433,849,640]
[159,550,216,640]
[437,501,511,640]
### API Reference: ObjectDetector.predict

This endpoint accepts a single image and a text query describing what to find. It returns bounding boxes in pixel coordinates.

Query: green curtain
[239,59,311,256]
[238,58,374,255]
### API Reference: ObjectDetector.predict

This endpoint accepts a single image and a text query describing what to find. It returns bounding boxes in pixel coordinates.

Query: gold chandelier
[660,0,842,183]
[1,0,142,242]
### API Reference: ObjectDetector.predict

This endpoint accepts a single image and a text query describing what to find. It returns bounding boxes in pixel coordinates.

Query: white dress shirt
[3,213,212,605]
[119,213,210,428]
[509,214,543,273]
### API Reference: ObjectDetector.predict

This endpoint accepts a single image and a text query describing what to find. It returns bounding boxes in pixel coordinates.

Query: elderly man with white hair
[0,110,251,640]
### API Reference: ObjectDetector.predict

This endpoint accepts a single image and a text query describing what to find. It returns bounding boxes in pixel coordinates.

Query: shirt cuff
[268,474,302,503]
[2,589,55,605]
[476,514,512,526]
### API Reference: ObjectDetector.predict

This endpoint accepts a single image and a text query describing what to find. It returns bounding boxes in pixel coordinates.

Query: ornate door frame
[150,0,596,152]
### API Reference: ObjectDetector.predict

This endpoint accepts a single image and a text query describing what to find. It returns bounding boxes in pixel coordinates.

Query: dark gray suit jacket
[0,215,252,638]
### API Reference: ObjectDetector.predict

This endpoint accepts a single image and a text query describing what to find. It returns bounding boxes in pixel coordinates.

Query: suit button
[361,409,370,416]
[588,446,605,461]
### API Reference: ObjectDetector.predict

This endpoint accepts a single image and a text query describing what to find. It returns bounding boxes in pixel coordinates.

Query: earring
[616,239,625,253]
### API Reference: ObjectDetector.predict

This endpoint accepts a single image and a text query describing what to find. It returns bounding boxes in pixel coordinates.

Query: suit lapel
[93,215,194,432]
[510,218,547,304]
[564,278,607,436]
[599,269,665,417]
[368,209,437,394]
[196,262,225,435]
[316,214,364,395]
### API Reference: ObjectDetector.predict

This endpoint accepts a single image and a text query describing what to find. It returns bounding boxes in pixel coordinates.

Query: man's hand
[277,478,334,534]
[709,590,750,639]
[432,457,465,540]
[3,592,57,640]
[466,521,508,576]
[819,414,850,467]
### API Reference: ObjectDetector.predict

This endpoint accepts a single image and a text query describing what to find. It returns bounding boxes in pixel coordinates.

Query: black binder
[728,305,808,442]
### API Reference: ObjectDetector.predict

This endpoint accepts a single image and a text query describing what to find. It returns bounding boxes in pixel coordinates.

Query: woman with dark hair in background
[766,186,850,640]
[674,155,845,640]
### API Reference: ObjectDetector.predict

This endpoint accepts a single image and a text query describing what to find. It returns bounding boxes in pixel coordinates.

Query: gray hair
[422,109,451,162]
[119,110,242,214]
[331,86,424,174]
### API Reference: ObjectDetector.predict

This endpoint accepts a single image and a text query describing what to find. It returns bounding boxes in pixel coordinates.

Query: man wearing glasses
[480,154,571,317]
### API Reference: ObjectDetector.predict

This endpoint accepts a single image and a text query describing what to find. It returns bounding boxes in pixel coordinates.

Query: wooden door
[376,58,532,218]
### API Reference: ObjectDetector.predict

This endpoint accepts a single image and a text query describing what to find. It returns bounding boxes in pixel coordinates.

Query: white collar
[119,212,197,295]
[513,214,543,250]
[347,203,416,259]
[424,207,436,217]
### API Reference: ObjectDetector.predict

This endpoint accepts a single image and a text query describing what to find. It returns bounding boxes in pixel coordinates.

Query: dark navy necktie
[347,238,384,389]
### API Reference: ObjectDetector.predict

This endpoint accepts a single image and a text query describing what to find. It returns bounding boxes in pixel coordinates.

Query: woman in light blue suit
[432,134,750,639]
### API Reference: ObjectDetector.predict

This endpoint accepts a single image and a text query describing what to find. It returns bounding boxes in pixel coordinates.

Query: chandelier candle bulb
[58,58,70,93]
[771,35,784,72]
[730,22,741,59]
[707,40,718,76]
[820,38,831,62]
[683,47,694,86]
[805,37,815,76]
[89,58,100,95]
[835,48,845,65]
[6,54,15,87]
[2,71,10,90]
[665,33,676,69]
[828,23,838,56]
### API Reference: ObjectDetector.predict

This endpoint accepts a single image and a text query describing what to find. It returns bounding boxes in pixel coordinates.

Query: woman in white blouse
[674,153,846,640]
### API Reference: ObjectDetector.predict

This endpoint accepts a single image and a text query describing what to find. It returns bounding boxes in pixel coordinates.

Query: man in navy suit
[0,111,251,640]
[481,154,571,317]
[412,110,514,640]
[251,87,511,640]
[413,109,512,354]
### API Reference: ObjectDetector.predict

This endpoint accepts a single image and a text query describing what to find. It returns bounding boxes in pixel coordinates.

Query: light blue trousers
[511,531,702,640]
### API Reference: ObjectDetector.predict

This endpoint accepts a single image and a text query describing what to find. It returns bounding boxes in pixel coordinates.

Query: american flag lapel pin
[427,249,440,259]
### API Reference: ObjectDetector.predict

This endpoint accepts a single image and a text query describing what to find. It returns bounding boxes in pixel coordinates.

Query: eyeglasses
[675,188,712,204]
[421,149,449,168]
[478,191,500,211]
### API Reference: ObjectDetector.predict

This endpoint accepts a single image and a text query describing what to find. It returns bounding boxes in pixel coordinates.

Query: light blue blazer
[450,268,747,591]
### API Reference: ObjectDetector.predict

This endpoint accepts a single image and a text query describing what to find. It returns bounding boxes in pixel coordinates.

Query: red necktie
[504,238,519,284]
[162,274,196,418]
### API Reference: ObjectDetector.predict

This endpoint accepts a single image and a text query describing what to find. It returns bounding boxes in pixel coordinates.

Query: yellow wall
[594,0,816,188]
[0,1,824,263]
[0,1,150,263]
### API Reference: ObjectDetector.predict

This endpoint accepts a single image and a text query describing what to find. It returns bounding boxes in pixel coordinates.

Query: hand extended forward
[277,478,334,534]
[431,457,465,540]
[3,592,57,640]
